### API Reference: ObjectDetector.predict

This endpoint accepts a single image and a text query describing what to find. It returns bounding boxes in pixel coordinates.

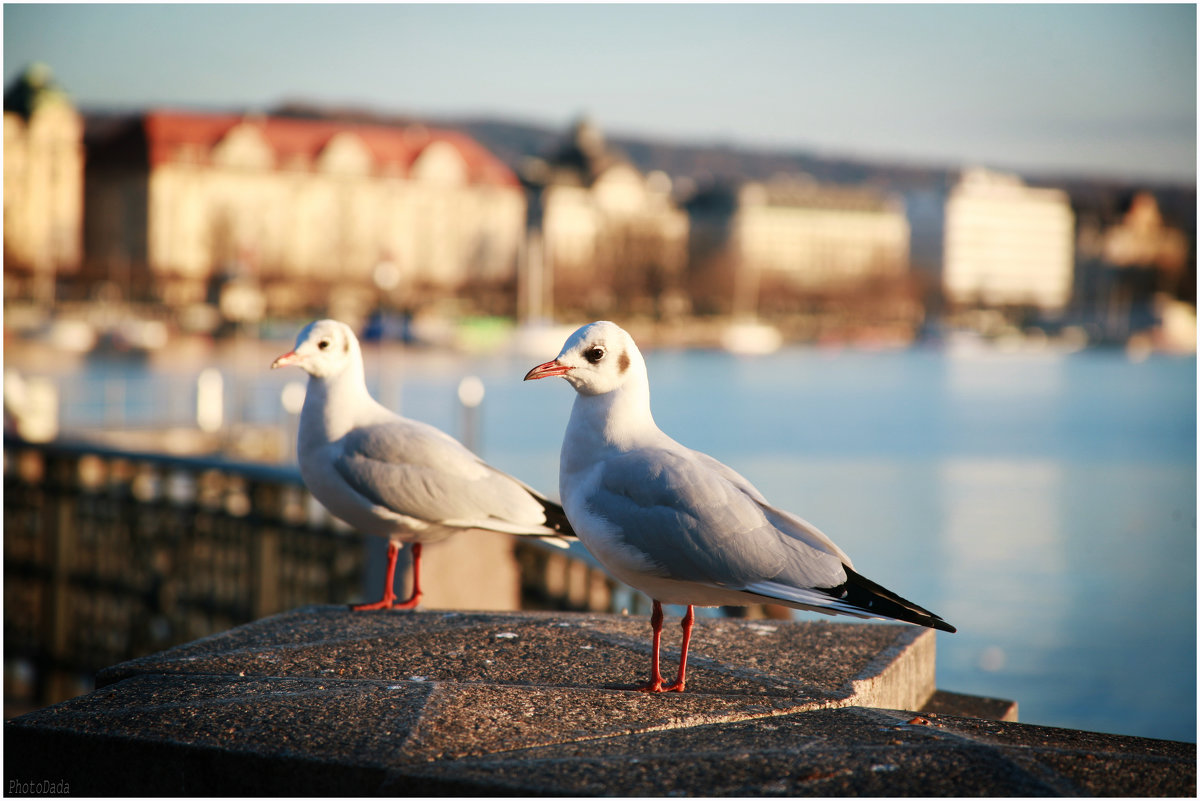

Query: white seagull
[272,319,573,610]
[525,321,954,692]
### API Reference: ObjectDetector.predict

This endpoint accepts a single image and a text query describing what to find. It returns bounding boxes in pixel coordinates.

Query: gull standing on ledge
[525,321,954,692]
[273,319,573,610]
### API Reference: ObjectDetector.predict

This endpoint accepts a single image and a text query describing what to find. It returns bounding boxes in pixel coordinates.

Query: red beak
[271,350,301,369]
[524,360,572,380]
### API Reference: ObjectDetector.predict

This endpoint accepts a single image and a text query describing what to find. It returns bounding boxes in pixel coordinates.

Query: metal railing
[3,436,621,713]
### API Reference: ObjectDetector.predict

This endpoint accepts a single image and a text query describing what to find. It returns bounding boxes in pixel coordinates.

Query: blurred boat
[42,319,97,353]
[720,319,782,355]
[510,318,580,358]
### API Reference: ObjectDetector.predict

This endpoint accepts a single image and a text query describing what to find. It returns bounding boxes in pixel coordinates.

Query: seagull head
[271,319,361,379]
[524,321,644,397]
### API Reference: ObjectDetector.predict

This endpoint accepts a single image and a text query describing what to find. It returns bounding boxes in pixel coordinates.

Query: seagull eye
[318,339,330,351]
[584,346,605,364]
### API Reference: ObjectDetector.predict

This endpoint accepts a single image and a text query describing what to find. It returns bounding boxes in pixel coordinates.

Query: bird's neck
[562,379,658,475]
[299,363,373,446]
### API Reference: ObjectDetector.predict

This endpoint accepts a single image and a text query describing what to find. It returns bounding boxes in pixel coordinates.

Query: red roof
[139,110,518,187]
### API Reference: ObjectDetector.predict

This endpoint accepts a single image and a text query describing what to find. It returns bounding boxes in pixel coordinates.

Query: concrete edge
[843,625,936,712]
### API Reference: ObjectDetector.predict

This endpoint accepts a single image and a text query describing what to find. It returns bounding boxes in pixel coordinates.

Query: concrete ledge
[92,606,938,712]
[5,607,1194,796]
[925,688,1019,722]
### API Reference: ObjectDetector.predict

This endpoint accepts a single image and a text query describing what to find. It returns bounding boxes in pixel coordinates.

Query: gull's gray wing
[686,448,853,566]
[589,447,848,591]
[332,418,553,533]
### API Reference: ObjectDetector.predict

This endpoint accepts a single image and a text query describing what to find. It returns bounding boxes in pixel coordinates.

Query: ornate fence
[3,437,621,713]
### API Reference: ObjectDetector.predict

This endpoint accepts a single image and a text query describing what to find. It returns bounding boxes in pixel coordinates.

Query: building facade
[1074,191,1191,341]
[943,168,1075,313]
[1096,191,1189,274]
[84,111,526,317]
[521,119,689,318]
[685,175,911,317]
[3,64,85,303]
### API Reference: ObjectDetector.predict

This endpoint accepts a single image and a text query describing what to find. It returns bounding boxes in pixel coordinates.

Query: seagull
[272,319,573,610]
[525,320,955,692]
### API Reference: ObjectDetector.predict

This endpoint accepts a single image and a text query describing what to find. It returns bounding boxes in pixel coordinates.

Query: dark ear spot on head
[342,338,350,354]
[618,351,630,373]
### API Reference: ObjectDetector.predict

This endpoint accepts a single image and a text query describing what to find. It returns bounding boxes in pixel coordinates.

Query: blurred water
[39,341,1197,742]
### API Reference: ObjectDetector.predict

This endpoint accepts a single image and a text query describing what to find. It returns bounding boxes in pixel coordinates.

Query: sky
[3,3,1196,184]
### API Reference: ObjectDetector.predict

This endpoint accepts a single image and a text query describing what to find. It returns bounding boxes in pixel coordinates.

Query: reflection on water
[737,452,1195,743]
[15,340,1197,742]
[939,458,1073,724]
[940,458,1068,642]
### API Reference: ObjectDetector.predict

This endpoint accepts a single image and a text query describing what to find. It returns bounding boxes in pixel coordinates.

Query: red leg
[390,542,422,610]
[352,542,423,611]
[352,541,400,610]
[663,604,694,692]
[638,600,667,692]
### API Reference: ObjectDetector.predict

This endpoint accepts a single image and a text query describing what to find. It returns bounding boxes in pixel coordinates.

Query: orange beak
[524,360,572,380]
[271,350,302,369]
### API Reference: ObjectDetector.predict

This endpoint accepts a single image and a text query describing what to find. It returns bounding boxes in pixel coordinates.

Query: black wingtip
[824,566,956,633]
[537,496,576,538]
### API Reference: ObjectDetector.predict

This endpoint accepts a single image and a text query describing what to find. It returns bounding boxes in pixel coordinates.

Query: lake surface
[30,338,1199,742]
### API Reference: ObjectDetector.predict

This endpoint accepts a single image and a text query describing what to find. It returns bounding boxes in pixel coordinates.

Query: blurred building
[520,119,688,318]
[943,168,1075,313]
[1096,191,1189,273]
[684,174,912,319]
[83,110,525,319]
[3,64,85,304]
[1074,191,1192,342]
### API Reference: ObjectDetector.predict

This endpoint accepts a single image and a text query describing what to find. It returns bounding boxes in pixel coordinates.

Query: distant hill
[444,115,956,193]
[271,102,960,193]
[270,101,1194,204]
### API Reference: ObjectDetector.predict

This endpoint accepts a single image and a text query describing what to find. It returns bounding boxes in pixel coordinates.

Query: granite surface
[5,606,1193,796]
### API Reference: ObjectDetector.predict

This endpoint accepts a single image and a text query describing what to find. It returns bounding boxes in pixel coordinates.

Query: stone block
[5,607,1192,796]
